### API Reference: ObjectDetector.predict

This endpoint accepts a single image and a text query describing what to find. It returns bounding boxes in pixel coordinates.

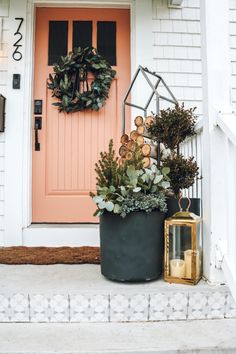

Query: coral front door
[33,8,130,222]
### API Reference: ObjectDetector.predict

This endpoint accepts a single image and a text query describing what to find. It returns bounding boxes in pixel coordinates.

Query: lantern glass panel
[168,224,192,278]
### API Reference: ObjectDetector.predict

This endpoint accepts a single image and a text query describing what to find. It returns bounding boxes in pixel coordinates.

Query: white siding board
[153,0,202,115]
[230,9,236,22]
[181,8,200,21]
[0,142,4,157]
[0,172,4,186]
[0,0,8,241]
[0,157,4,171]
[184,0,200,8]
[0,215,4,230]
[0,71,7,85]
[169,9,182,20]
[230,1,236,106]
[0,201,4,215]
[0,186,4,201]
[0,230,4,245]
[156,58,201,74]
[0,58,8,70]
[230,0,236,10]
[0,0,9,17]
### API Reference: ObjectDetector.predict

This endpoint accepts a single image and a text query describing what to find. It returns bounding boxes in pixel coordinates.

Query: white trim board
[4,0,153,246]
[33,0,131,6]
[23,225,100,246]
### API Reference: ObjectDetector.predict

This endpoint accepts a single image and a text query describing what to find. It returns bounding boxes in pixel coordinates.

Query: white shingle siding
[152,0,202,114]
[0,0,9,17]
[0,0,8,245]
[230,1,236,108]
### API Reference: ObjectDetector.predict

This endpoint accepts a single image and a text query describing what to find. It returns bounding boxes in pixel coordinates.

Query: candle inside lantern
[184,249,200,279]
[170,259,185,278]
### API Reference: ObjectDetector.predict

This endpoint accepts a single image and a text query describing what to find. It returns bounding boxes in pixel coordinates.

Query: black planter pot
[166,197,201,218]
[100,210,165,282]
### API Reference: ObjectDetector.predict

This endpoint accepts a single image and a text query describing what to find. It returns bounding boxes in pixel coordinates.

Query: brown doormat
[0,246,100,265]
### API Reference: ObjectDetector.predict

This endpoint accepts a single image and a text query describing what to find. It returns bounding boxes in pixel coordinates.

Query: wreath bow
[48,47,116,113]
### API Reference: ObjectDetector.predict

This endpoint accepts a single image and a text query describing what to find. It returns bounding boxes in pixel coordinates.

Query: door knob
[34,116,42,151]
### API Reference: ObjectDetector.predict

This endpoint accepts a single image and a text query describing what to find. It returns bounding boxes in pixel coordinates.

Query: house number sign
[12,17,24,61]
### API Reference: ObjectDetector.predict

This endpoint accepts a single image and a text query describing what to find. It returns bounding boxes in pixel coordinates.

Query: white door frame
[4,0,153,246]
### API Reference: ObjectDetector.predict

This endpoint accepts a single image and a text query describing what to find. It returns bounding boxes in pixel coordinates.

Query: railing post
[200,0,232,283]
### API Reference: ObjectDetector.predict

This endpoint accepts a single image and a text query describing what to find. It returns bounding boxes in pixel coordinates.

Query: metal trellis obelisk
[122,66,178,134]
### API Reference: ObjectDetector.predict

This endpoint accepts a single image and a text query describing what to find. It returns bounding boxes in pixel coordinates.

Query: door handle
[34,116,42,151]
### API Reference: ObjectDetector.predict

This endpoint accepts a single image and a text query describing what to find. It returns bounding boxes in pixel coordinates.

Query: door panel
[33,8,130,222]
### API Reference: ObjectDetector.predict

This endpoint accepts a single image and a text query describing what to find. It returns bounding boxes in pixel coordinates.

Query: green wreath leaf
[48,47,116,113]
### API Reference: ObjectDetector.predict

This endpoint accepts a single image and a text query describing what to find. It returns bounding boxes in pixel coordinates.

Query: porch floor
[0,264,235,324]
[0,263,222,293]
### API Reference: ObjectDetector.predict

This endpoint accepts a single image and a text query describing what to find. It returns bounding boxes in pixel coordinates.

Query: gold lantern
[164,198,202,285]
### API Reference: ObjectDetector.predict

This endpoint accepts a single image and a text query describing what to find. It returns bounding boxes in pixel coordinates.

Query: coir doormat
[0,246,100,265]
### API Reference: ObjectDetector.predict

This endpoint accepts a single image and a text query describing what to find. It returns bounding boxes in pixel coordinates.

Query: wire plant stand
[122,65,178,134]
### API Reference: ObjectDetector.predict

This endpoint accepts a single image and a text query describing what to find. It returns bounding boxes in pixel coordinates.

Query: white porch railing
[180,119,203,201]
[216,113,236,300]
[181,115,236,299]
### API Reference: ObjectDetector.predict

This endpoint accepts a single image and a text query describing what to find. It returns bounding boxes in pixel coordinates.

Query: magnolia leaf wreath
[48,47,116,113]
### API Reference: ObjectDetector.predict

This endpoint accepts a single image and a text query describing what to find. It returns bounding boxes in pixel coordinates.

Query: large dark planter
[166,197,201,218]
[100,211,165,282]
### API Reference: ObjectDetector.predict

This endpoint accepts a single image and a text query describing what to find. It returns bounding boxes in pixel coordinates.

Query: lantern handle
[178,197,191,212]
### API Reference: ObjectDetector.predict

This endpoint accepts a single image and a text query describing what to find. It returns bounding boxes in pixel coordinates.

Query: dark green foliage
[162,154,199,197]
[90,140,170,217]
[121,193,167,217]
[147,102,200,196]
[93,140,144,189]
[148,103,197,150]
[94,140,120,189]
[48,47,116,113]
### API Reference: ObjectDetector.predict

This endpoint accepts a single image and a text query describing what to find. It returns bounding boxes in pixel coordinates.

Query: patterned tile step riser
[0,292,235,323]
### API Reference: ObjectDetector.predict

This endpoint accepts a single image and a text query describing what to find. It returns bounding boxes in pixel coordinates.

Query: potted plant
[148,103,201,216]
[90,140,170,282]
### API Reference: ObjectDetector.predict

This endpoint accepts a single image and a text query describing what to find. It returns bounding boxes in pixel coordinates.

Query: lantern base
[164,275,202,286]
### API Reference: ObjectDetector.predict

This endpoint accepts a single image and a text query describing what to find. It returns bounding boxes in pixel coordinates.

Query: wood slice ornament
[118,157,126,166]
[134,116,144,127]
[141,143,158,158]
[118,115,159,166]
[136,135,145,146]
[127,140,136,151]
[145,116,155,127]
[142,157,157,168]
[126,151,134,160]
[119,145,128,157]
[136,135,153,147]
[137,125,152,138]
[120,134,129,145]
[130,130,139,141]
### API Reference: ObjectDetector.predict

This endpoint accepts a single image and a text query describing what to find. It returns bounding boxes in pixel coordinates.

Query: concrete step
[0,264,235,323]
[0,320,236,353]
